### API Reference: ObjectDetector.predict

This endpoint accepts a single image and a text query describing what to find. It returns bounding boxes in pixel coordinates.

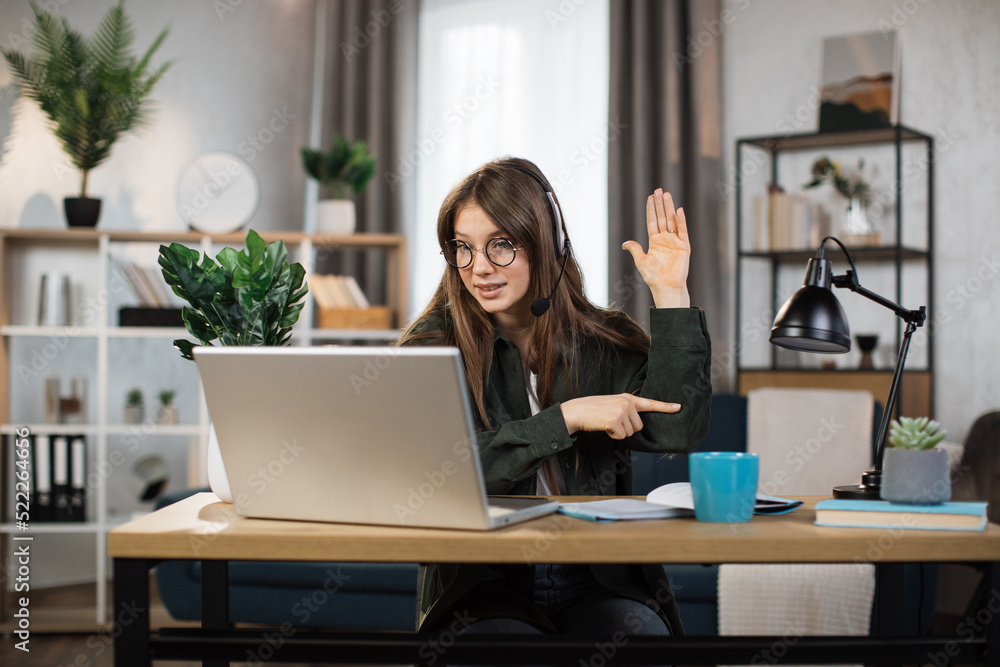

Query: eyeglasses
[441,238,522,269]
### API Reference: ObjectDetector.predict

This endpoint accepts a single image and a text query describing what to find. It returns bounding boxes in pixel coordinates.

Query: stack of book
[751,187,831,252]
[119,262,183,327]
[815,498,989,531]
[310,274,392,330]
[7,433,88,523]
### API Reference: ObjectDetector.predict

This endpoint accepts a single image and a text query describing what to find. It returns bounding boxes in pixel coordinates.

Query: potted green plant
[158,229,308,500]
[124,388,144,425]
[301,136,376,235]
[0,1,170,227]
[155,389,177,425]
[880,416,951,505]
[804,156,879,244]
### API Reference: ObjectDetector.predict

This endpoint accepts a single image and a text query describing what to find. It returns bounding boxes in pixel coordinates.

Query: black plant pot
[64,197,102,227]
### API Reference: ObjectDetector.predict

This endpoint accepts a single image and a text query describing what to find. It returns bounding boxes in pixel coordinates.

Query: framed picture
[818,30,900,132]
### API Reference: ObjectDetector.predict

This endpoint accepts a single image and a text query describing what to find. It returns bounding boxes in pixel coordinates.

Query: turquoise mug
[689,452,759,523]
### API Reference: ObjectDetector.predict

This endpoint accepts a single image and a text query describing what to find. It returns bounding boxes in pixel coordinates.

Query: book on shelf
[754,186,829,252]
[68,435,87,522]
[121,261,173,308]
[51,435,71,522]
[309,274,372,309]
[31,434,53,523]
[814,498,989,531]
[22,433,87,523]
[557,482,802,522]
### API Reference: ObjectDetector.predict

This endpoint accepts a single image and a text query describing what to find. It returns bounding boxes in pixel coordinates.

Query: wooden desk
[108,493,1000,666]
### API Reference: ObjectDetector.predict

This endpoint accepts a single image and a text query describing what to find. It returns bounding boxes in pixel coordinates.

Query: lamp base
[832,483,882,500]
[833,469,882,500]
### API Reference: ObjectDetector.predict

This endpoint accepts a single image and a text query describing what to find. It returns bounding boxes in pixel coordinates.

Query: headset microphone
[530,241,570,317]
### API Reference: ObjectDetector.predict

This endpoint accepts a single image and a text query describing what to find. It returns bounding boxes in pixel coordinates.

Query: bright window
[411,0,610,317]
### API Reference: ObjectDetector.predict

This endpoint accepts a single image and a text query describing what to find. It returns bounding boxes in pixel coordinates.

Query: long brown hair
[400,156,650,428]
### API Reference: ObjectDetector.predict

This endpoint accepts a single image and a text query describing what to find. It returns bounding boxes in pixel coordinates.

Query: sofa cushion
[189,561,418,594]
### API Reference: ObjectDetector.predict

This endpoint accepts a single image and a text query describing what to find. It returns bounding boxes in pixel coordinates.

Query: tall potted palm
[158,230,309,500]
[1,1,170,227]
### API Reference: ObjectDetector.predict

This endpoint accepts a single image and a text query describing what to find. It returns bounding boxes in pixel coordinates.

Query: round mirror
[176,151,260,233]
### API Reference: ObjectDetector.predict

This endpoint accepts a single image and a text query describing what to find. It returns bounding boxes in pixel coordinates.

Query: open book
[557,482,802,522]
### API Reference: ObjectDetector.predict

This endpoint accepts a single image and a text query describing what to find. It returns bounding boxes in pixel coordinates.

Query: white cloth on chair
[718,388,877,666]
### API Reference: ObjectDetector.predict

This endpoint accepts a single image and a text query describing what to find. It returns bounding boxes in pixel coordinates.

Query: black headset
[504,164,567,260]
[502,163,570,315]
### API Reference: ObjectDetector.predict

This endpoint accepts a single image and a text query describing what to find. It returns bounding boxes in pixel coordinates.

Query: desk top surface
[107,493,1000,564]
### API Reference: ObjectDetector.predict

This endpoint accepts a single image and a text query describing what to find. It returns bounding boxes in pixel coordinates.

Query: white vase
[315,199,356,235]
[206,423,233,503]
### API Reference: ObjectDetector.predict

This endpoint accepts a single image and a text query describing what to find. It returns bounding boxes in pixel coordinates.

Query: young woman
[400,156,712,638]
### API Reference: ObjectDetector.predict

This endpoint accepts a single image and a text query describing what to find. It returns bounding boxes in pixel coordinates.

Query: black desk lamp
[769,236,927,500]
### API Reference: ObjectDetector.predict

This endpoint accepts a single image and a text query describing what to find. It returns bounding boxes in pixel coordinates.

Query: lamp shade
[770,285,851,353]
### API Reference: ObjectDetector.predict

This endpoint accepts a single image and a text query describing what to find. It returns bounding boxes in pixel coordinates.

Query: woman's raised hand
[560,394,681,440]
[621,188,691,308]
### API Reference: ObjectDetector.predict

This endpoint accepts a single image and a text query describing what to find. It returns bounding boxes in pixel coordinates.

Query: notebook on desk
[194,346,558,530]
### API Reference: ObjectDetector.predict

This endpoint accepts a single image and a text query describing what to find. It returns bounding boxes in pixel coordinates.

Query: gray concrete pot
[880,447,951,504]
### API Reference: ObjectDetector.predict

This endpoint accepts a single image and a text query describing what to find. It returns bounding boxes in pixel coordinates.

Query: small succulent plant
[158,390,175,407]
[888,416,947,450]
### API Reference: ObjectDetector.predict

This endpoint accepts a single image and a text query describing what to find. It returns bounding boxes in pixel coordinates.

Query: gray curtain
[318,0,418,309]
[608,0,728,390]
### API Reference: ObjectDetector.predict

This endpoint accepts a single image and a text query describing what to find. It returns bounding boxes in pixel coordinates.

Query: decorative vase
[124,405,144,424]
[842,197,879,246]
[315,199,356,235]
[64,197,102,227]
[207,423,233,502]
[855,334,878,370]
[880,447,951,505]
[155,406,178,424]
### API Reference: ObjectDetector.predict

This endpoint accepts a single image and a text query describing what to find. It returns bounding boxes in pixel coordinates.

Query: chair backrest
[953,411,1000,517]
[632,394,747,494]
[746,387,874,496]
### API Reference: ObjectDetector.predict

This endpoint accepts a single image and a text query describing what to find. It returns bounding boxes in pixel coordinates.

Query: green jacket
[401,307,713,633]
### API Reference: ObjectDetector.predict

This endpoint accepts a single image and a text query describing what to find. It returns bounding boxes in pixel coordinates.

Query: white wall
[721,0,1000,442]
[0,0,316,231]
[0,0,318,588]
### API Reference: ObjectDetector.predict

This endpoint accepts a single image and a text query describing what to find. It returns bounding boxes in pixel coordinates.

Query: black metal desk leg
[872,562,906,667]
[988,562,1000,667]
[202,560,230,667]
[113,558,151,667]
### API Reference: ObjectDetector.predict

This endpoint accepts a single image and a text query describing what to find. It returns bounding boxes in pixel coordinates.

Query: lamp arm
[872,319,919,475]
[832,273,927,325]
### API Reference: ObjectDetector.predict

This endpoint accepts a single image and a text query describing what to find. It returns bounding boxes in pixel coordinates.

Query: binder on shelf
[52,435,72,522]
[32,434,53,523]
[69,435,87,522]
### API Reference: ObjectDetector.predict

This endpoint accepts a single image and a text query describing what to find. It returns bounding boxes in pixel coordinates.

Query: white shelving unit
[0,228,407,630]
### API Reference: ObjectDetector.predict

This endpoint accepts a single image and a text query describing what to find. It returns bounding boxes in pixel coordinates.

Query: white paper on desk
[558,498,693,522]
[646,482,802,515]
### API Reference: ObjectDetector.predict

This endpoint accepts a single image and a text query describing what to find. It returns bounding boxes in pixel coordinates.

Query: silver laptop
[194,346,558,530]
